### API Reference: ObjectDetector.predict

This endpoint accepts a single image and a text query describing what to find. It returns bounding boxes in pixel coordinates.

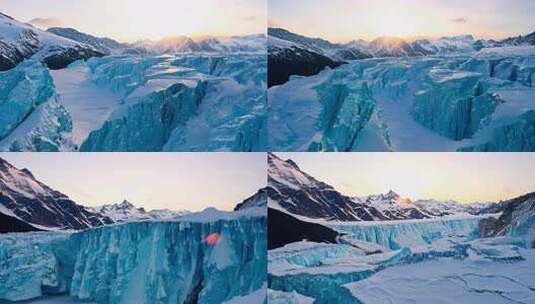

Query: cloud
[28,17,66,29]
[243,16,257,22]
[450,17,468,24]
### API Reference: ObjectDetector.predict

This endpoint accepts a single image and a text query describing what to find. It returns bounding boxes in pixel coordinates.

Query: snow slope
[0,12,103,71]
[50,62,123,147]
[0,157,112,230]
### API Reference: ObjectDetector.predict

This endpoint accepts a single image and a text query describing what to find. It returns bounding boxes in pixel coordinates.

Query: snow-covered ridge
[0,156,264,232]
[269,27,535,62]
[89,200,189,223]
[268,153,491,222]
[133,34,266,55]
[0,156,113,231]
[0,12,103,71]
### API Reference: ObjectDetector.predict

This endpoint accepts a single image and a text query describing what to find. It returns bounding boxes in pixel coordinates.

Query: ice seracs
[268,44,535,151]
[0,209,267,303]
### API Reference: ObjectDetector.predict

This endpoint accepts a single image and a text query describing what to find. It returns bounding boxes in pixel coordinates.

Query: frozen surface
[50,63,122,146]
[0,212,266,303]
[268,215,535,303]
[268,289,314,304]
[268,46,535,151]
[346,249,535,304]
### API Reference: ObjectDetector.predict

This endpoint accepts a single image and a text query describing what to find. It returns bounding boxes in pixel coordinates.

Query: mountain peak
[118,200,135,209]
[19,168,35,179]
[384,190,400,200]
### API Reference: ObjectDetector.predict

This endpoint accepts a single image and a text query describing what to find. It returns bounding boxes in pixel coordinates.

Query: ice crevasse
[79,54,267,152]
[0,214,267,303]
[0,53,267,152]
[268,48,535,152]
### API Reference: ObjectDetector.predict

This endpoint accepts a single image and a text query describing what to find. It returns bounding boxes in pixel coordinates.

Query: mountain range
[0,12,103,71]
[0,11,266,72]
[267,153,488,222]
[268,153,535,248]
[268,27,535,86]
[0,156,262,233]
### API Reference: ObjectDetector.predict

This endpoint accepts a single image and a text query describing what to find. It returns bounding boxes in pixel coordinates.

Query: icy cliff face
[268,47,535,151]
[78,54,266,152]
[0,59,73,151]
[331,217,482,250]
[0,213,267,303]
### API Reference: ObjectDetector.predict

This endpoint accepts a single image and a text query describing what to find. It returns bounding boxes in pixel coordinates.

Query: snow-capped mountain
[0,157,196,232]
[234,188,267,211]
[479,191,535,238]
[268,153,488,222]
[268,27,535,87]
[134,34,266,54]
[475,30,535,50]
[268,27,478,64]
[0,157,113,231]
[46,27,140,55]
[90,200,189,222]
[0,12,103,71]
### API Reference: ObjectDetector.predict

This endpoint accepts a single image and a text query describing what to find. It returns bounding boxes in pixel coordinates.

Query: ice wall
[331,217,481,250]
[0,60,72,151]
[79,54,266,152]
[0,216,267,303]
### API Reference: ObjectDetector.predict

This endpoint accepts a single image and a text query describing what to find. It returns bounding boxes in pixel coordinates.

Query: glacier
[0,211,267,303]
[0,59,73,151]
[268,46,535,151]
[268,215,535,303]
[0,53,266,152]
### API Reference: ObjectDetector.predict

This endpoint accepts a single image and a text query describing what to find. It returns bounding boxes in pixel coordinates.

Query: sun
[372,9,417,38]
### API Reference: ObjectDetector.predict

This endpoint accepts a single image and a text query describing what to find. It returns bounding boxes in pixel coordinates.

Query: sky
[276,153,535,204]
[269,0,535,42]
[0,153,266,212]
[1,0,266,42]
